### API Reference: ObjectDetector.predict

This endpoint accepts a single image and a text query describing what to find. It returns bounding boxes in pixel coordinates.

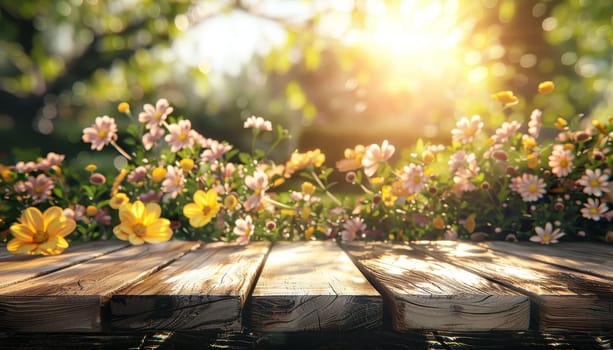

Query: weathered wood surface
[413,241,613,332]
[342,242,530,331]
[0,240,199,332]
[247,241,382,332]
[110,242,271,331]
[482,242,613,280]
[0,241,127,289]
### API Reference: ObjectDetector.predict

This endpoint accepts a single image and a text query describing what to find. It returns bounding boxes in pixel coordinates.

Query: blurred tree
[0,0,610,166]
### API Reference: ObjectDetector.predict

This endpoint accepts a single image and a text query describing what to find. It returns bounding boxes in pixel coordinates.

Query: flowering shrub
[1,81,612,254]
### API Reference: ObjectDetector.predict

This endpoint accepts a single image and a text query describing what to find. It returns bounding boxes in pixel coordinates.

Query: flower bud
[89,173,106,185]
[151,167,167,182]
[86,205,98,216]
[537,81,555,94]
[345,171,357,183]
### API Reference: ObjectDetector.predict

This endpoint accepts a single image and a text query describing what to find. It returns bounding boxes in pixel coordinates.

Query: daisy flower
[234,215,254,244]
[491,121,522,144]
[512,173,546,202]
[8,206,76,255]
[577,168,610,197]
[24,174,54,202]
[580,198,608,221]
[399,163,426,194]
[451,115,483,144]
[548,145,574,178]
[113,201,173,245]
[164,120,198,152]
[530,222,565,244]
[161,166,185,199]
[82,115,118,151]
[244,116,272,131]
[183,189,221,228]
[362,140,395,177]
[340,217,366,241]
[244,169,269,211]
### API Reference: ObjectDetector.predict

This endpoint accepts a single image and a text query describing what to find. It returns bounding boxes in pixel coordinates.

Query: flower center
[589,178,600,188]
[412,175,422,184]
[559,159,568,168]
[528,183,539,193]
[97,130,108,139]
[154,112,162,121]
[202,205,211,216]
[589,207,599,215]
[133,223,147,237]
[33,231,48,243]
[542,234,551,243]
[179,133,188,142]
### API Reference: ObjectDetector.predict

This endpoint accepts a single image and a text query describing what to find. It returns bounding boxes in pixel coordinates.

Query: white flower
[511,173,546,202]
[530,222,565,244]
[451,115,483,144]
[340,217,366,241]
[580,198,608,221]
[399,164,425,194]
[577,169,610,197]
[362,140,395,177]
[491,121,522,144]
[548,145,574,178]
[528,109,542,138]
[234,215,254,244]
[244,116,272,131]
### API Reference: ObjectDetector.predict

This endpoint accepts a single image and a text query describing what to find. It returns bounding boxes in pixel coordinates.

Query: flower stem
[110,141,132,161]
[311,170,343,207]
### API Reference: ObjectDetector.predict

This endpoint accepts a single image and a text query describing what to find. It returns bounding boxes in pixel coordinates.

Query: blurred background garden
[0,0,611,168]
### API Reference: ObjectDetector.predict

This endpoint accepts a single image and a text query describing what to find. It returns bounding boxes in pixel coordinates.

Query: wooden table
[0,240,611,335]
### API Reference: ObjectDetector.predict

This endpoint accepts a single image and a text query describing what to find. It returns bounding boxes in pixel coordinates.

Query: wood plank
[247,241,382,332]
[342,242,529,331]
[0,240,128,289]
[482,242,613,280]
[413,241,613,332]
[0,240,199,332]
[110,242,271,331]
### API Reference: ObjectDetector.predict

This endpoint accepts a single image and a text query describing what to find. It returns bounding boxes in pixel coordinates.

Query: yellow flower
[301,181,315,195]
[491,90,518,105]
[592,120,608,135]
[179,158,194,172]
[537,81,555,94]
[117,102,130,113]
[464,215,476,234]
[111,168,129,196]
[85,164,98,172]
[381,185,397,206]
[526,153,539,169]
[183,189,221,228]
[151,167,167,183]
[301,207,311,220]
[432,216,445,230]
[110,192,130,209]
[522,135,536,153]
[224,194,238,210]
[554,118,568,130]
[113,201,172,245]
[86,205,98,216]
[8,206,76,255]
[305,226,315,240]
[421,150,435,164]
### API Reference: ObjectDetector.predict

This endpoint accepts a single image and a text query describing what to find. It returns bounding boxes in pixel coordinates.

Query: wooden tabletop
[0,240,611,333]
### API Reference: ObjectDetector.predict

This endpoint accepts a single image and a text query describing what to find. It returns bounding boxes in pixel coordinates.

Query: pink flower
[491,121,521,144]
[161,166,185,199]
[399,164,425,194]
[234,215,254,244]
[530,222,565,244]
[142,127,164,150]
[448,151,479,175]
[451,115,483,143]
[138,190,162,203]
[127,166,148,182]
[453,169,477,193]
[63,205,86,222]
[25,174,54,201]
[548,145,574,178]
[528,109,542,138]
[244,116,272,131]
[138,98,173,130]
[340,217,366,241]
[37,152,65,171]
[82,115,118,151]
[94,207,112,226]
[362,140,395,177]
[511,173,546,202]
[164,120,197,152]
[580,198,608,221]
[15,161,37,173]
[244,169,269,211]
[577,168,610,197]
[201,140,232,162]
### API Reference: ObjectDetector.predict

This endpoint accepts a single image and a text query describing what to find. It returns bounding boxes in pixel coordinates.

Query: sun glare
[354,0,469,82]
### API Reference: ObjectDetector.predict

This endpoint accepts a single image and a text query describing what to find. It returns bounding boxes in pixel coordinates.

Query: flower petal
[23,207,44,232]
[529,235,541,243]
[129,234,144,245]
[10,223,34,240]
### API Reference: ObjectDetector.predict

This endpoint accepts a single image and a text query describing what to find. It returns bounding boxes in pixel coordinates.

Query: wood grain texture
[247,241,382,332]
[110,242,271,331]
[0,240,199,332]
[413,241,613,332]
[482,242,613,280]
[0,240,128,289]
[342,242,530,331]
